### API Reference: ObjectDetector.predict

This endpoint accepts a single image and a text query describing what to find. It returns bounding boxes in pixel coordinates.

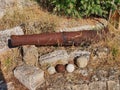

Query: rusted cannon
[10,28,108,47]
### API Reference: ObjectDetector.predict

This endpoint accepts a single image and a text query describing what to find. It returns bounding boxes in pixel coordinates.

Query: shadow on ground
[0,61,8,90]
[35,0,54,12]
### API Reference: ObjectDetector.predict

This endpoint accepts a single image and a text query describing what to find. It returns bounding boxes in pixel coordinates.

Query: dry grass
[0,4,60,33]
[107,10,120,62]
[88,11,120,70]
[0,49,19,75]
[106,24,120,65]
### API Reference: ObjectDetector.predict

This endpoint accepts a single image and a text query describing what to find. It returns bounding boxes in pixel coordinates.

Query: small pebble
[91,75,99,81]
[66,64,75,73]
[47,66,56,75]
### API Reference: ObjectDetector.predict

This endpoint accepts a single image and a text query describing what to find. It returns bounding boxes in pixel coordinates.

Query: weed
[4,58,12,68]
[112,47,119,57]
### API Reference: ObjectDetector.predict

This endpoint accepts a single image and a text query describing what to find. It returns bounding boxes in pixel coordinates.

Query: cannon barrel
[10,28,108,46]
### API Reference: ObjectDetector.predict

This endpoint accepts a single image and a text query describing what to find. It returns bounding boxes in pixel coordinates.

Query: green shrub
[38,0,120,18]
[77,0,119,18]
[50,0,79,17]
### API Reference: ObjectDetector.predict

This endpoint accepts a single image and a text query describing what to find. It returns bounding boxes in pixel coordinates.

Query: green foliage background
[37,0,120,18]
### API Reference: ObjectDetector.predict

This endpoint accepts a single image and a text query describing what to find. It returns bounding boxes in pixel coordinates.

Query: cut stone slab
[69,50,90,58]
[0,26,24,54]
[14,65,45,90]
[89,81,106,90]
[22,45,38,66]
[39,50,69,67]
[107,80,120,90]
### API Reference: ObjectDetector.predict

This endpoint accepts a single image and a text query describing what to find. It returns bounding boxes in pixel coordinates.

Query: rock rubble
[0,26,119,90]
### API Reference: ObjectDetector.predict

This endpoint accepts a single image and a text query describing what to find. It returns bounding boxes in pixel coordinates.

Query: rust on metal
[10,28,108,46]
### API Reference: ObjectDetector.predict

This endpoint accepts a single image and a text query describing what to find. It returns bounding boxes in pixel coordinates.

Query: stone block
[22,45,38,66]
[69,50,90,59]
[14,65,45,90]
[39,50,69,67]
